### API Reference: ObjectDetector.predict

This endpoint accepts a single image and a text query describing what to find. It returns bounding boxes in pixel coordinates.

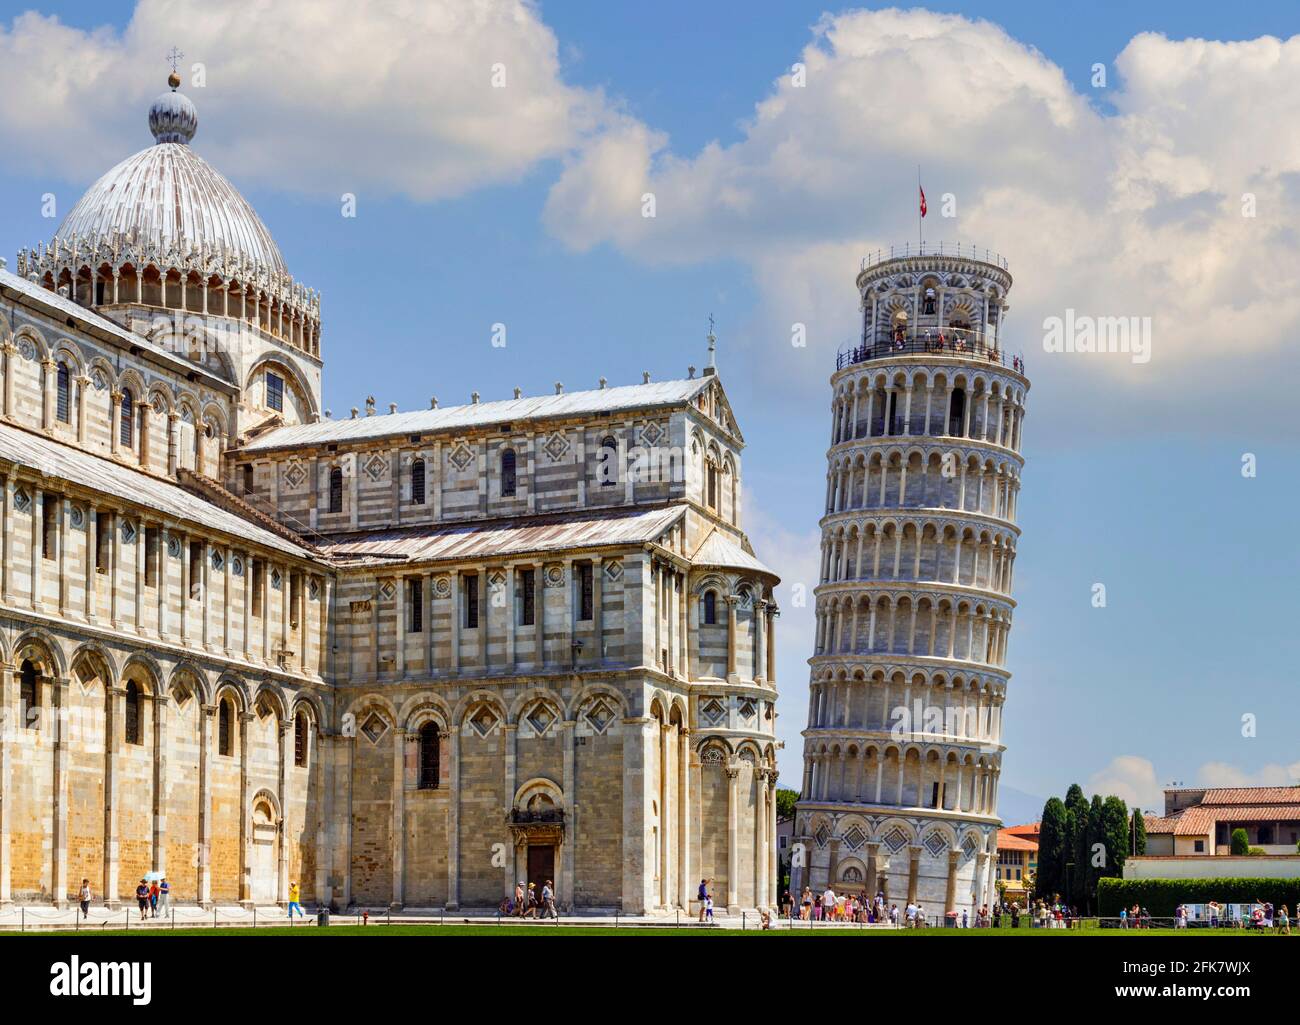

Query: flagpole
[918,165,922,251]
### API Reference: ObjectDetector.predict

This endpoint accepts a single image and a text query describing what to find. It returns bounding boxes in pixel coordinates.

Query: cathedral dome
[54,79,286,275]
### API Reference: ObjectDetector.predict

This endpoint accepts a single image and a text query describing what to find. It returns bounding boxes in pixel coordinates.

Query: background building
[791,245,1029,915]
[1143,786,1300,857]
[0,75,781,913]
[996,823,1038,902]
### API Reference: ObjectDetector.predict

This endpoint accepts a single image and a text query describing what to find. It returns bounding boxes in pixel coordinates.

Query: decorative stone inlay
[13,488,30,512]
[923,831,949,857]
[700,698,727,728]
[448,442,474,473]
[584,698,615,735]
[542,432,570,463]
[843,825,868,850]
[603,559,623,581]
[120,519,136,544]
[362,452,388,483]
[69,505,85,529]
[379,580,396,602]
[211,549,224,572]
[815,823,831,848]
[231,556,244,576]
[360,713,388,745]
[92,369,108,391]
[525,702,555,736]
[283,459,308,490]
[17,338,35,361]
[433,575,452,599]
[271,568,282,590]
[308,578,320,600]
[738,698,757,725]
[166,536,181,558]
[469,706,499,738]
[543,564,565,588]
[639,420,665,447]
[883,827,909,853]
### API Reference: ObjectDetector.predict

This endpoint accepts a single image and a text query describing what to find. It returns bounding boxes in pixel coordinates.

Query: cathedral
[0,74,780,913]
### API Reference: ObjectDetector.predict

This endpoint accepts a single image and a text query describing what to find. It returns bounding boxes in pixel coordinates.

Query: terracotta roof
[1149,805,1300,837]
[240,377,714,452]
[0,421,313,559]
[1201,787,1300,805]
[997,828,1037,852]
[316,504,687,566]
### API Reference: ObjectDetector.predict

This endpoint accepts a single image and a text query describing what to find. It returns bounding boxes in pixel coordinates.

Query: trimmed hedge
[1098,876,1300,916]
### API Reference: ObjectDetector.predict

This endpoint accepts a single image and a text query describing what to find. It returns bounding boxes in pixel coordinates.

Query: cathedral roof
[241,377,716,452]
[0,421,312,559]
[53,85,287,276]
[315,503,687,566]
[691,527,776,577]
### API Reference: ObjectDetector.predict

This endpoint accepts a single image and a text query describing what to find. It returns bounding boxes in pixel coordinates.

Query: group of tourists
[499,879,559,919]
[1166,900,1292,932]
[129,877,170,920]
[783,887,900,924]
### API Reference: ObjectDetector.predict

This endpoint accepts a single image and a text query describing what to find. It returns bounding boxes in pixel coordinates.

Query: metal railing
[861,243,1009,272]
[837,331,1025,374]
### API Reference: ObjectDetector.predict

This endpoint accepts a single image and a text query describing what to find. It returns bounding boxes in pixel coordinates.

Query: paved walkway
[0,904,899,932]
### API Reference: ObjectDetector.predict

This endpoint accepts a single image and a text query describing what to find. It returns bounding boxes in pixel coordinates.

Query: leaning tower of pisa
[792,244,1029,919]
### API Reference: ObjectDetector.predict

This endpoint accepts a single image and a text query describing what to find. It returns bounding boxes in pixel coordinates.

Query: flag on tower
[919,185,928,218]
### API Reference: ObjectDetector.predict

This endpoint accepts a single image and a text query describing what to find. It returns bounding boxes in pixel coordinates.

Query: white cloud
[1088,755,1164,811]
[1195,760,1300,789]
[0,0,610,200]
[543,9,1300,416]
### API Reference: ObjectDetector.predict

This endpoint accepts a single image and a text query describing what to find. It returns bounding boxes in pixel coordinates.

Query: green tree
[776,788,799,820]
[1231,828,1250,855]
[1131,808,1147,856]
[1063,783,1091,907]
[1037,797,1068,899]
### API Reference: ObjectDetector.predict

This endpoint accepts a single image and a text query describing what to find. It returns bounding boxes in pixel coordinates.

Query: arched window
[500,448,517,497]
[124,681,142,745]
[703,590,717,625]
[19,659,38,729]
[218,698,233,756]
[707,462,718,508]
[948,388,966,437]
[599,435,618,487]
[120,388,134,448]
[411,458,426,505]
[56,362,71,423]
[328,467,343,513]
[418,722,440,789]
[294,711,309,768]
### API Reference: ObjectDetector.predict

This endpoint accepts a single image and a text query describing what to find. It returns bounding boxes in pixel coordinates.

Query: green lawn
[17,923,1291,937]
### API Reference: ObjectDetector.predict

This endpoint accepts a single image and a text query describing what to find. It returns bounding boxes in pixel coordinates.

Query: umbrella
[144,871,164,881]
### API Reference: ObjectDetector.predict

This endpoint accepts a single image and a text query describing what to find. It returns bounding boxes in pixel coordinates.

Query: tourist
[523,882,539,919]
[287,880,304,919]
[149,879,159,918]
[541,879,558,919]
[800,887,812,920]
[759,909,772,930]
[812,894,822,921]
[698,878,710,923]
[781,890,792,918]
[135,878,150,921]
[1118,906,1128,929]
[704,891,715,923]
[1278,905,1291,935]
[823,885,837,921]
[158,877,169,916]
[514,881,525,917]
[78,878,91,921]
[961,908,968,929]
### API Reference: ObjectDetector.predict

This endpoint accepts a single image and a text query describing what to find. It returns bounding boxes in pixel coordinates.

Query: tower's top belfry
[846,243,1018,376]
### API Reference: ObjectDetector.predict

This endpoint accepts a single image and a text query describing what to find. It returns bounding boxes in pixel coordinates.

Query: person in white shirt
[905,901,917,927]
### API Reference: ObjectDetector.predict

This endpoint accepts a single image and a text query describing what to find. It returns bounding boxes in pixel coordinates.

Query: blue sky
[2,1,1297,820]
